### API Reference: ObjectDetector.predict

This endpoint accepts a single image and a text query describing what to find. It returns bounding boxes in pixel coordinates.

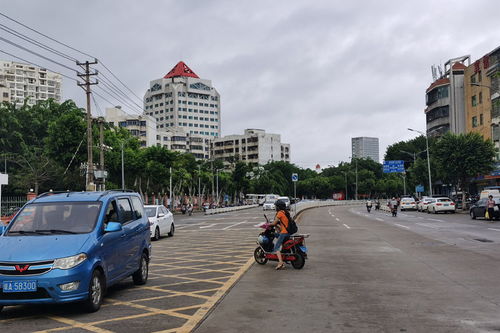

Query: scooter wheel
[291,252,305,269]
[254,247,267,265]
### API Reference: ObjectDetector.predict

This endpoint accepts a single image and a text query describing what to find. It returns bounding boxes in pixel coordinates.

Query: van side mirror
[105,222,122,232]
[158,213,165,218]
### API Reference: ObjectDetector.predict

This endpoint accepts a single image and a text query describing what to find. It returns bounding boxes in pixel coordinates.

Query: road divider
[293,200,364,219]
[205,204,259,215]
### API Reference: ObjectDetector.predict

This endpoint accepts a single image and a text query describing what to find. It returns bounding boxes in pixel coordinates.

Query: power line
[0,11,143,104]
[0,11,94,59]
[0,36,78,73]
[0,23,77,62]
[0,49,80,83]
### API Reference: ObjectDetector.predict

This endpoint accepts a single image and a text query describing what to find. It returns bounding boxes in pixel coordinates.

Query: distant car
[469,198,500,220]
[400,198,417,211]
[417,197,435,212]
[0,206,20,225]
[427,197,456,214]
[262,201,276,211]
[0,190,151,313]
[145,205,174,241]
[277,196,290,208]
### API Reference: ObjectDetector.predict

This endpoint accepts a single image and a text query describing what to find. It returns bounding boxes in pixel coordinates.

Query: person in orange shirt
[269,199,290,270]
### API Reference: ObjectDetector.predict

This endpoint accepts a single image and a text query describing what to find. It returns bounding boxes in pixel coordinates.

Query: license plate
[2,280,37,293]
[444,204,449,206]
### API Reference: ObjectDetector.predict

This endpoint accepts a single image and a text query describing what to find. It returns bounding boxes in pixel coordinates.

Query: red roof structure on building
[451,62,467,70]
[164,61,199,79]
[426,78,450,92]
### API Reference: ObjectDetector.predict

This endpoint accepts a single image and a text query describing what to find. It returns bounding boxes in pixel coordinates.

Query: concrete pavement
[195,205,500,333]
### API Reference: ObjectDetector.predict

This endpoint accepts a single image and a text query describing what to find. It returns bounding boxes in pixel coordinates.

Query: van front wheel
[83,270,104,313]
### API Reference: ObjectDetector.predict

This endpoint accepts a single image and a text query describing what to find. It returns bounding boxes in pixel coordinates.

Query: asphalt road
[195,205,500,333]
[0,208,263,333]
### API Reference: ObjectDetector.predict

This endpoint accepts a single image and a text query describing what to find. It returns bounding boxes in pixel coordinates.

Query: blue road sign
[383,160,405,173]
[415,185,424,193]
[291,173,299,182]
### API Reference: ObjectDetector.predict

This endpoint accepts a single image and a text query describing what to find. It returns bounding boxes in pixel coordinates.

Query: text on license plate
[2,280,37,293]
[444,204,449,206]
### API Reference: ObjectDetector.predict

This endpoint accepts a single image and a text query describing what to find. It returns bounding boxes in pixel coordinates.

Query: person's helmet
[275,199,287,211]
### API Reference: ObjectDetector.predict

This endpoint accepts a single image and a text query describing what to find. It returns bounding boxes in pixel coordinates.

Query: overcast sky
[1,1,499,169]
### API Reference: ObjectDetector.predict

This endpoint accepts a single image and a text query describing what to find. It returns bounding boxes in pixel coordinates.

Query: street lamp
[408,128,433,197]
[400,149,427,163]
[348,156,358,200]
[342,171,348,200]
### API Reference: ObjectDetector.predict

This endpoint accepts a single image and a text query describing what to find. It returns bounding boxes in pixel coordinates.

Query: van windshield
[7,202,101,235]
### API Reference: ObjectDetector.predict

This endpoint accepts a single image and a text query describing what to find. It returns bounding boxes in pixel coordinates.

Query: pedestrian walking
[487,195,496,221]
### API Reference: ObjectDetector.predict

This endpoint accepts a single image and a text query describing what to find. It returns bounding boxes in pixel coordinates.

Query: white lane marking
[416,223,438,229]
[222,221,248,230]
[343,224,351,229]
[376,218,384,222]
[488,228,500,232]
[335,218,340,222]
[395,223,410,229]
[200,224,217,229]
[428,218,443,222]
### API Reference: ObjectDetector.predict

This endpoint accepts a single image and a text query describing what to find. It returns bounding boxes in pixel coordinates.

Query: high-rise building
[425,56,470,137]
[351,137,379,162]
[0,60,62,106]
[105,106,211,159]
[211,129,290,167]
[143,61,221,139]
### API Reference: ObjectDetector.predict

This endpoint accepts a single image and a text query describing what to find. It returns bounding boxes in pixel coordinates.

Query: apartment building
[425,56,470,137]
[105,106,210,159]
[464,54,492,140]
[487,47,500,157]
[0,83,9,103]
[351,137,379,162]
[143,61,221,139]
[0,60,62,105]
[211,129,290,167]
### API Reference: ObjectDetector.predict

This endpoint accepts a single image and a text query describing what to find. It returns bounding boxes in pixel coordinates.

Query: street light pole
[343,171,348,200]
[121,141,125,190]
[408,128,433,197]
[216,169,219,205]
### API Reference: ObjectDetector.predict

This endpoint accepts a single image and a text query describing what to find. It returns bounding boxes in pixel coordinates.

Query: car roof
[31,190,140,204]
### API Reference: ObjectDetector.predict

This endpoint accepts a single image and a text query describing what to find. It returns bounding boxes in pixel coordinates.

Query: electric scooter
[254,216,309,269]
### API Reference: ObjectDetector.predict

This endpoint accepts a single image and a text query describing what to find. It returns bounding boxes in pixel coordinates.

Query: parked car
[427,197,456,214]
[145,205,175,241]
[417,197,435,212]
[262,201,276,211]
[400,198,417,211]
[469,198,500,220]
[0,190,151,313]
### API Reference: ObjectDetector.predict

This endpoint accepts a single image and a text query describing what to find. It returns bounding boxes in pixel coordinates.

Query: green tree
[434,132,496,209]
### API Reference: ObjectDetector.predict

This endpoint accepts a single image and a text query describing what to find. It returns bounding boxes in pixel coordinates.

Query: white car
[400,198,417,211]
[427,197,456,214]
[145,205,175,241]
[263,201,276,211]
[417,197,435,212]
[277,196,291,208]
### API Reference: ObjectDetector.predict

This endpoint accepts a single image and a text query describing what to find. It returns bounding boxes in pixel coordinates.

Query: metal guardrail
[205,204,259,215]
[292,200,365,218]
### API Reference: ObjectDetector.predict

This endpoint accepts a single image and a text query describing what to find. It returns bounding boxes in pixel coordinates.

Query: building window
[472,116,478,128]
[479,91,483,104]
[472,95,477,107]
[480,114,484,125]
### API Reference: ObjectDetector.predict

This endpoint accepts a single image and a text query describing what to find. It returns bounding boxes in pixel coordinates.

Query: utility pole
[99,117,105,191]
[77,59,98,191]
[169,166,173,210]
[198,165,201,208]
[121,141,125,190]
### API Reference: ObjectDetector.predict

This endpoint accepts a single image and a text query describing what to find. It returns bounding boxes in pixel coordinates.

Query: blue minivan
[0,190,151,313]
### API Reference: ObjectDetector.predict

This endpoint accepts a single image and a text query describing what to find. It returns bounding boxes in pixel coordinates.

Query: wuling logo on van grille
[15,265,30,273]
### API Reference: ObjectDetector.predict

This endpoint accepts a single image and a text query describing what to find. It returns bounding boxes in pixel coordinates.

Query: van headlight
[53,253,87,270]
